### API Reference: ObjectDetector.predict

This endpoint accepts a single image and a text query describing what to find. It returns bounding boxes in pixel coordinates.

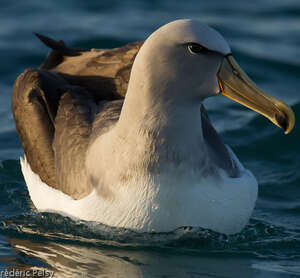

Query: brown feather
[12,35,142,198]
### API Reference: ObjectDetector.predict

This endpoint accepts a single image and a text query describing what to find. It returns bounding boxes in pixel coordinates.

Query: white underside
[21,146,258,235]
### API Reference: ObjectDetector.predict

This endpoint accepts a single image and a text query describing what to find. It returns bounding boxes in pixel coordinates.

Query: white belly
[20,147,257,235]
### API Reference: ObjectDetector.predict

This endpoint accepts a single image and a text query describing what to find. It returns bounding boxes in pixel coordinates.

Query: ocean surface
[0,1,300,277]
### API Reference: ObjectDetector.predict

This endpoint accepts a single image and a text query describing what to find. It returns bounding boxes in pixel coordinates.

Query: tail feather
[34,32,86,69]
[34,32,85,56]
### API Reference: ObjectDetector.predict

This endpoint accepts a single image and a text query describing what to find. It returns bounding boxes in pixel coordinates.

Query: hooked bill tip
[275,112,289,134]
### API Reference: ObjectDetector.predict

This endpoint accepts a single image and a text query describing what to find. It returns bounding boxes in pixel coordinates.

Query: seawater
[0,1,300,277]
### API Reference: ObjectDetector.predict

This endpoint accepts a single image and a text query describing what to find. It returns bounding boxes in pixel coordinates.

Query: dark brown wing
[38,33,142,99]
[12,35,142,198]
[12,69,66,190]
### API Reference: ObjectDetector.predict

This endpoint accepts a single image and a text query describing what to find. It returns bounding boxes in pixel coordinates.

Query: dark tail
[34,32,87,69]
[34,32,86,56]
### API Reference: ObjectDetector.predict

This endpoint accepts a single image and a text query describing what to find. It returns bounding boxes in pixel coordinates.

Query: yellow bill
[218,55,295,134]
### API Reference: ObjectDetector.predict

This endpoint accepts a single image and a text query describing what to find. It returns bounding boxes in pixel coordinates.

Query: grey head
[126,18,293,133]
[127,19,231,104]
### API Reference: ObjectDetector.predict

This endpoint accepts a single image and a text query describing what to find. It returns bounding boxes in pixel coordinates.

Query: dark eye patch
[187,43,212,55]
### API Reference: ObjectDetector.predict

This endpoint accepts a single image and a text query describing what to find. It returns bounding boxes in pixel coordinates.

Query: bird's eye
[187,43,205,54]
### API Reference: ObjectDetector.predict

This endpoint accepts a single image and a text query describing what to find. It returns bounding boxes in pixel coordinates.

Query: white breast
[21,145,257,235]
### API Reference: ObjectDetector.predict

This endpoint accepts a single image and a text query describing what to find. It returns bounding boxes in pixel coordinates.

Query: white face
[132,19,231,102]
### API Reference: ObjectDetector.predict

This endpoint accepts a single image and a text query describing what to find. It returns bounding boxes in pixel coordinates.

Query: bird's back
[12,34,143,198]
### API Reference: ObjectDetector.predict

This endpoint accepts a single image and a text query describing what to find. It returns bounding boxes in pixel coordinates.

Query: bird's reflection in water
[8,237,142,277]
[3,236,271,278]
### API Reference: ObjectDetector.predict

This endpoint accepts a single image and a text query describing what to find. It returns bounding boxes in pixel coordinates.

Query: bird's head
[132,19,295,134]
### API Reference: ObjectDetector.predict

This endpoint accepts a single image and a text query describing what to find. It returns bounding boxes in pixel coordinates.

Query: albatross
[12,19,295,235]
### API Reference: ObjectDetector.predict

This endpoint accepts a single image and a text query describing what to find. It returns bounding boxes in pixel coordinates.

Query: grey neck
[115,79,206,168]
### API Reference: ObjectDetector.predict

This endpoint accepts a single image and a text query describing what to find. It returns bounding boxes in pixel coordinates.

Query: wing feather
[12,35,142,198]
